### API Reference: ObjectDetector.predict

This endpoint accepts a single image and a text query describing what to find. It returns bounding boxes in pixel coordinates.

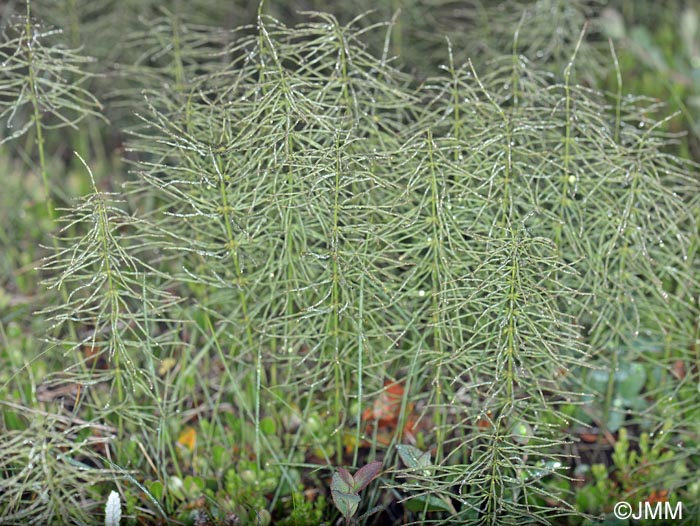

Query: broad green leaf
[586,369,609,395]
[331,470,354,494]
[331,490,360,520]
[212,445,227,469]
[616,362,646,400]
[511,421,532,445]
[260,417,276,435]
[146,480,163,501]
[396,444,431,475]
[404,494,455,513]
[183,475,204,497]
[606,398,625,432]
[629,26,668,71]
[167,476,185,501]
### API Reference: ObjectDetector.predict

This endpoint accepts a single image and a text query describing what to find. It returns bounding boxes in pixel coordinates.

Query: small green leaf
[331,470,354,494]
[212,445,227,469]
[260,417,276,436]
[183,475,205,497]
[606,398,625,432]
[167,476,185,501]
[616,362,646,400]
[511,421,532,445]
[331,490,360,520]
[147,480,163,501]
[586,369,609,395]
[404,494,455,513]
[396,444,431,474]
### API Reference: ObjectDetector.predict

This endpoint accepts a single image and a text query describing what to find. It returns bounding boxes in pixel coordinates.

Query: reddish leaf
[362,380,406,429]
[646,490,669,504]
[338,467,354,488]
[353,461,382,492]
[576,426,605,443]
[370,430,395,447]
[672,360,686,380]
[476,411,493,430]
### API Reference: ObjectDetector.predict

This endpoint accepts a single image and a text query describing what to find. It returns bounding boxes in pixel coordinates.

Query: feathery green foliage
[39,157,178,402]
[0,4,103,220]
[0,410,121,525]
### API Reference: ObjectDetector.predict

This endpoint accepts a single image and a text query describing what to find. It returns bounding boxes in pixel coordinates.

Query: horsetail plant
[38,155,180,427]
[0,4,103,223]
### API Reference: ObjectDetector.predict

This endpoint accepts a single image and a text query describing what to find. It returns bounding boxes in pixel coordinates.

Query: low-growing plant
[277,491,327,526]
[331,461,382,525]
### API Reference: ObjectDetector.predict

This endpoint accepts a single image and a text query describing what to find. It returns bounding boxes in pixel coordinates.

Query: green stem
[555,27,585,250]
[282,104,295,388]
[505,240,519,403]
[353,272,364,467]
[426,129,445,462]
[610,40,622,144]
[331,135,343,465]
[169,10,186,95]
[24,5,84,359]
[602,167,638,432]
[214,152,260,470]
[24,10,54,226]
